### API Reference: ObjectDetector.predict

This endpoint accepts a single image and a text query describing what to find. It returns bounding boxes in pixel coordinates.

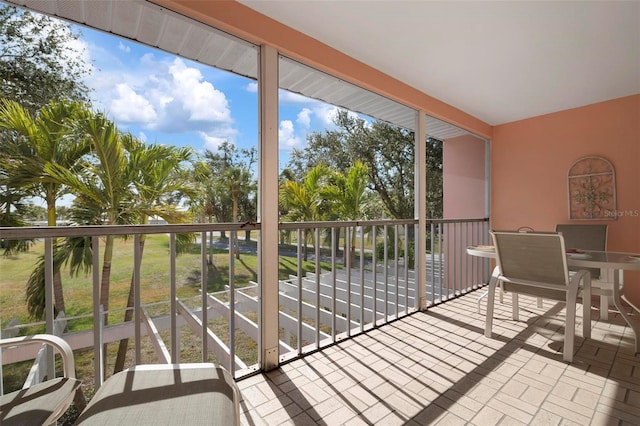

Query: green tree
[0,3,91,256]
[202,141,257,246]
[0,98,91,315]
[323,161,370,221]
[225,165,256,257]
[280,164,331,261]
[56,205,70,221]
[0,183,32,254]
[195,163,224,264]
[322,161,371,263]
[0,5,91,114]
[113,140,195,373]
[0,154,32,254]
[22,113,195,365]
[21,203,46,222]
[286,109,443,220]
[42,112,133,341]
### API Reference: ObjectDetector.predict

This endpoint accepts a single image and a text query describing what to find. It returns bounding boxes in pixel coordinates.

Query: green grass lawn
[0,234,334,331]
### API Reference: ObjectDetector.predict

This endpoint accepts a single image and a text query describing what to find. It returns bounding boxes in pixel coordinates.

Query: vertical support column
[44,238,55,377]
[133,234,142,364]
[44,238,54,334]
[92,236,104,388]
[415,110,428,310]
[259,44,280,371]
[170,233,178,363]
[229,230,236,376]
[485,139,491,221]
[200,231,207,362]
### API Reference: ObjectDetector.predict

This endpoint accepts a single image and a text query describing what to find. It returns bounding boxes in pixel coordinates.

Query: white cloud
[246,82,258,93]
[200,132,227,151]
[118,41,131,53]
[86,51,236,142]
[279,120,303,150]
[279,90,313,104]
[168,59,231,122]
[83,48,128,110]
[296,108,312,128]
[110,83,157,123]
[315,104,340,127]
[312,105,362,128]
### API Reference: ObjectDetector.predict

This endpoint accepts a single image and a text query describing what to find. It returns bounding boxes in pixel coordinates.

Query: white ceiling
[239,1,640,126]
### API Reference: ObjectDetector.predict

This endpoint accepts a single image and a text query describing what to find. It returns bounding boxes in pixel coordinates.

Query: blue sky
[74,24,345,170]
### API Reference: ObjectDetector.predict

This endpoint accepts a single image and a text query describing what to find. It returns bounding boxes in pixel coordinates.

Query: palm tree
[0,165,32,254]
[0,98,90,315]
[279,164,330,261]
[40,114,194,372]
[182,160,218,263]
[112,139,195,372]
[224,165,256,258]
[322,161,370,264]
[44,112,132,339]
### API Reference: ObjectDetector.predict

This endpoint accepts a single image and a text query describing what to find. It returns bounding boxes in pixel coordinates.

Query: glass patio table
[467,246,640,354]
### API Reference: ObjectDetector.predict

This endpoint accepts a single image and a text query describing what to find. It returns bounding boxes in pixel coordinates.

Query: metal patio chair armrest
[0,334,81,426]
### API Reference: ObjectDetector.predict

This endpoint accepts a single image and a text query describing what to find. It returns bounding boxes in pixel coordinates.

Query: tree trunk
[303,229,308,262]
[52,265,66,313]
[350,226,357,266]
[113,236,146,373]
[334,228,341,258]
[343,239,348,266]
[232,190,240,259]
[208,230,213,265]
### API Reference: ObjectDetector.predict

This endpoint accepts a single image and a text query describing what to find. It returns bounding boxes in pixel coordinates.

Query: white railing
[0,218,489,389]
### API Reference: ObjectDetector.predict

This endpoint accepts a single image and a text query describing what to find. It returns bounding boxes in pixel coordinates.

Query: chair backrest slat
[555,224,607,251]
[492,231,569,286]
[555,224,607,279]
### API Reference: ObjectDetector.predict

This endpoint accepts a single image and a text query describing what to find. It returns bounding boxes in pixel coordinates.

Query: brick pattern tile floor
[237,292,640,425]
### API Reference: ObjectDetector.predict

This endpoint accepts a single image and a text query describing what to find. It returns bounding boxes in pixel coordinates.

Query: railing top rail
[278,218,488,230]
[428,218,489,224]
[0,222,261,239]
[278,219,418,229]
[0,218,489,239]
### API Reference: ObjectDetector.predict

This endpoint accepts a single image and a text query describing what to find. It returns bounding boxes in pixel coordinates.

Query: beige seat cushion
[0,377,81,426]
[75,364,239,425]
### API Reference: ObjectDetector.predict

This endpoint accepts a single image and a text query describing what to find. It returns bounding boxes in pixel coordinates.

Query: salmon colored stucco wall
[492,95,640,305]
[443,135,488,219]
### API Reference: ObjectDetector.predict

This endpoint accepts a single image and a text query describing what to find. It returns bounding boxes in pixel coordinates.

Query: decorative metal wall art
[567,156,616,220]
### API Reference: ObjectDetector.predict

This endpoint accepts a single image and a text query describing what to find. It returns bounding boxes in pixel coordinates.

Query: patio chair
[555,224,614,319]
[75,363,240,425]
[485,231,592,362]
[0,334,81,426]
[476,227,537,314]
[2,333,241,425]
